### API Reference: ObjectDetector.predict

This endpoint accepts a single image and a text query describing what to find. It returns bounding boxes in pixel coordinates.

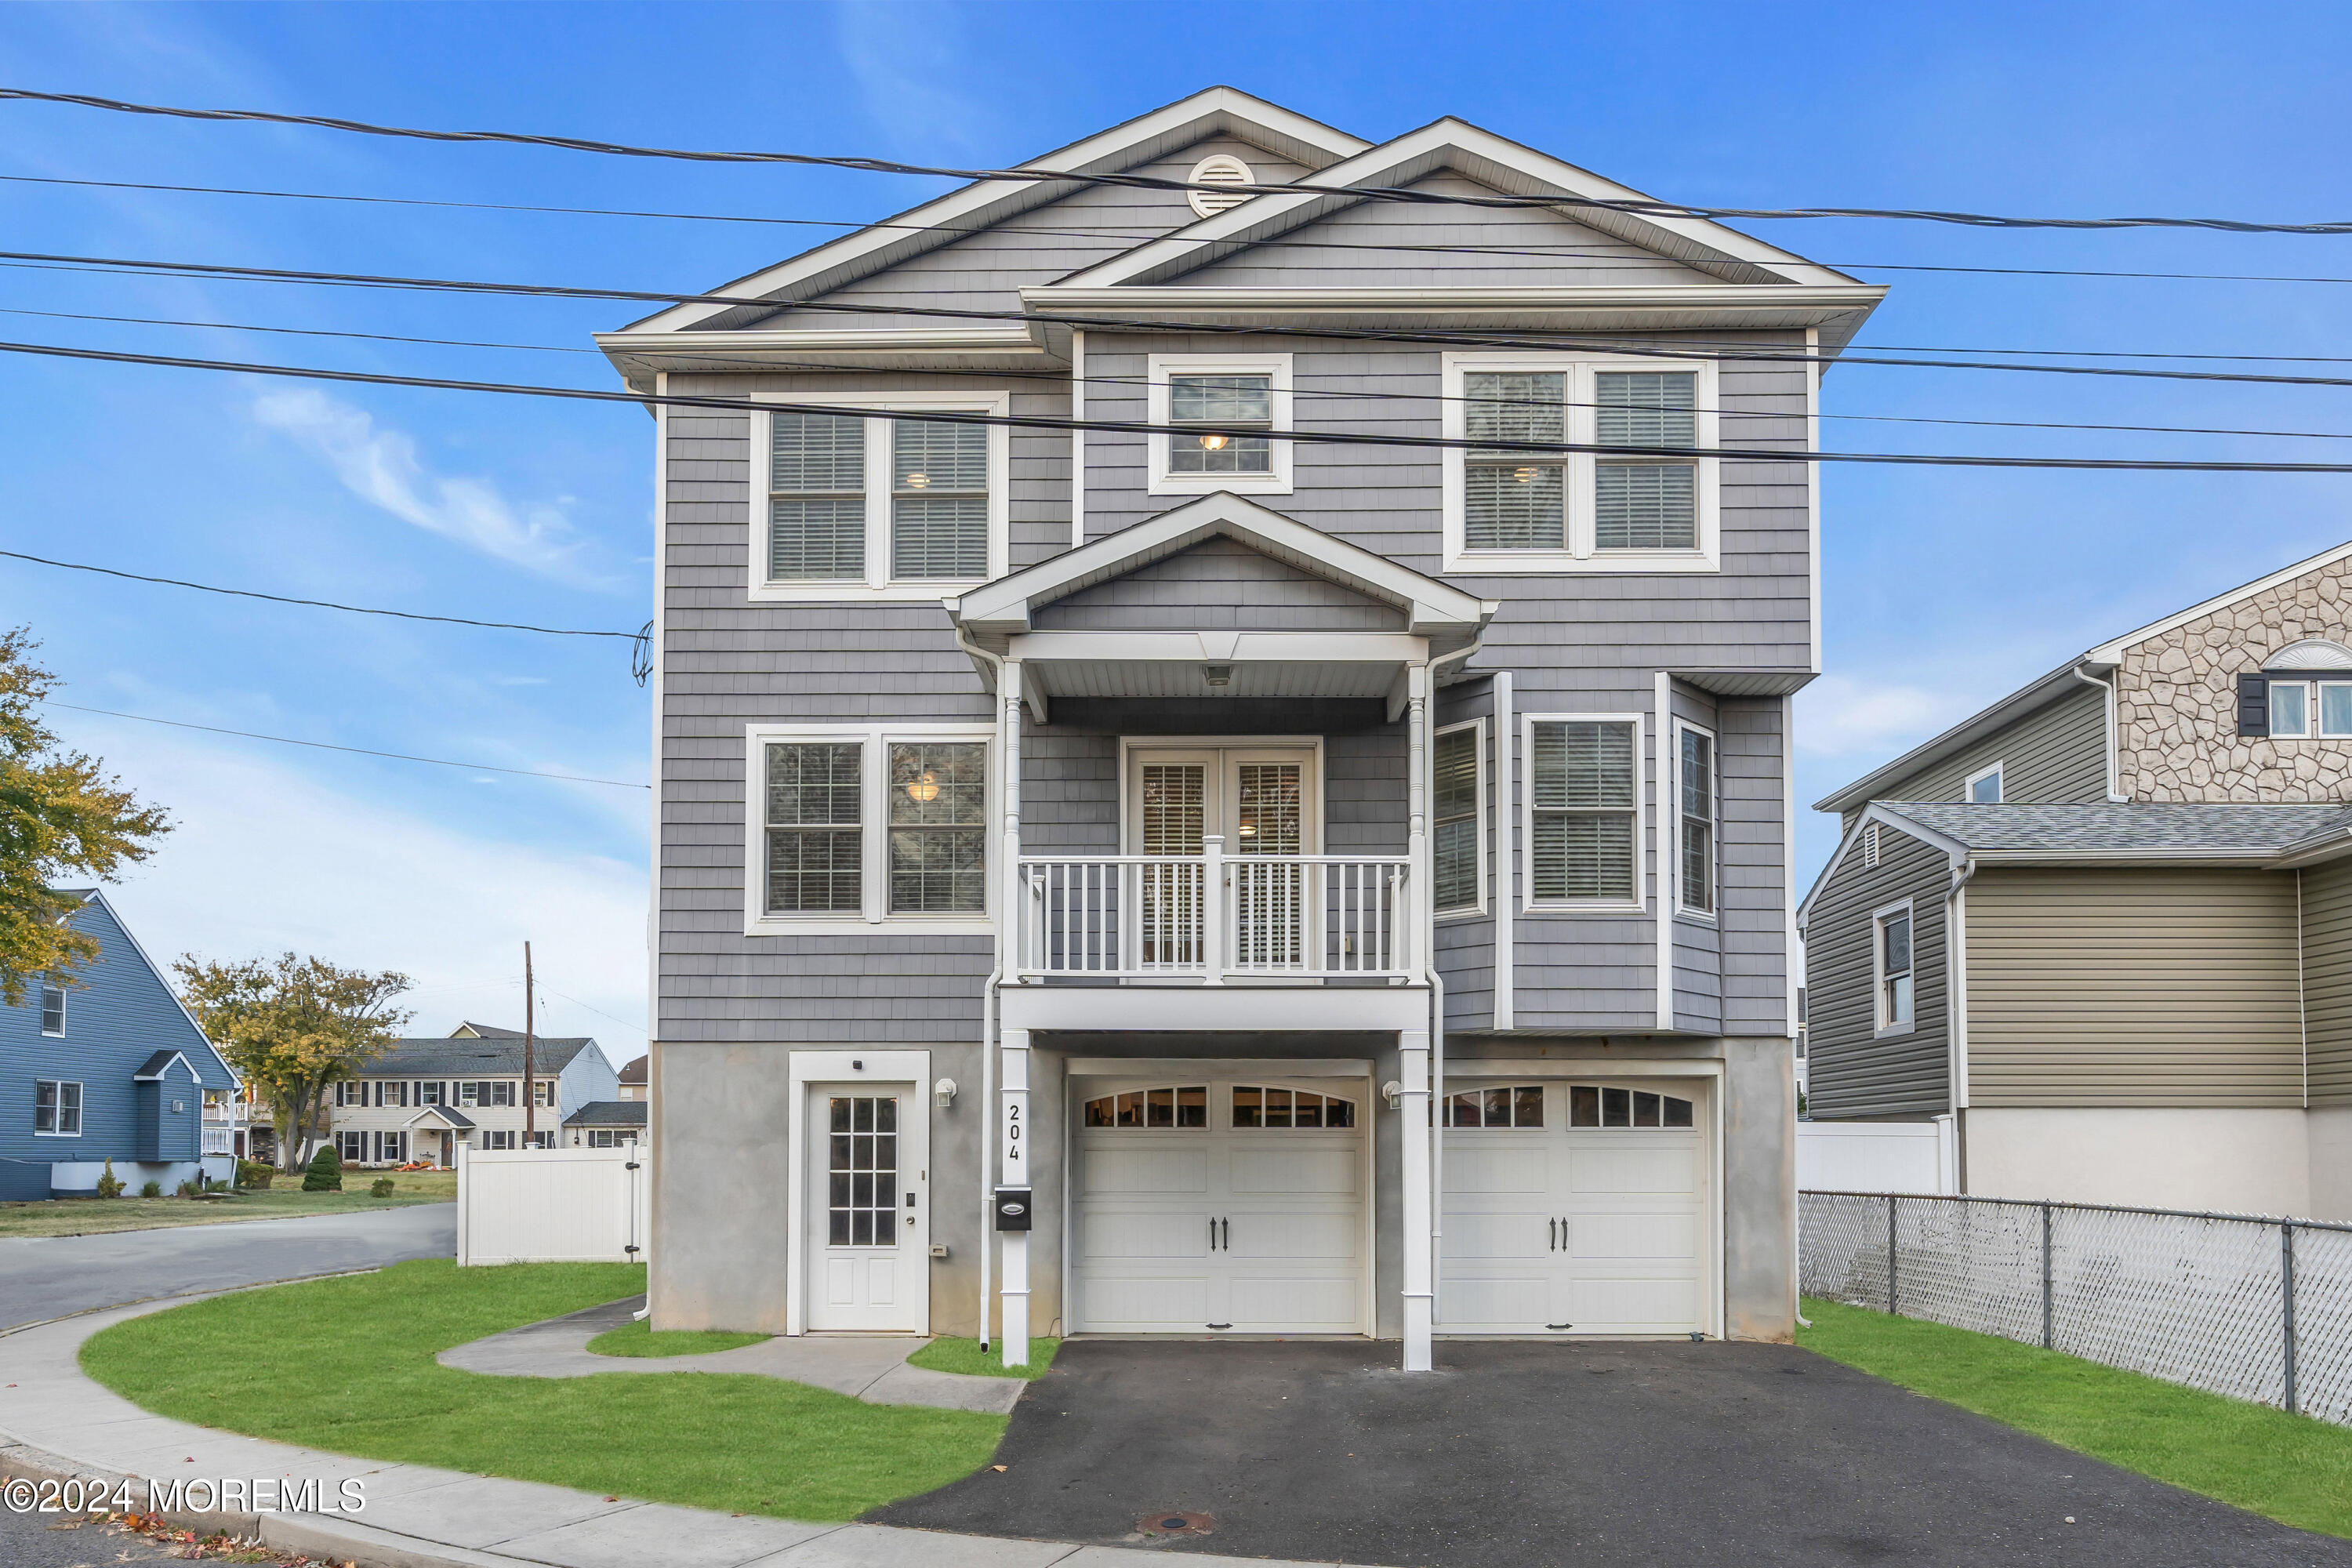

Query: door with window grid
[1125,747,1318,973]
[805,1084,928,1332]
[1439,1079,1711,1335]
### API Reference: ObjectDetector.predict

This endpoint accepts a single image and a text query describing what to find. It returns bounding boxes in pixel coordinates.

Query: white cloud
[1795,675,1953,759]
[252,389,607,588]
[89,726,648,1062]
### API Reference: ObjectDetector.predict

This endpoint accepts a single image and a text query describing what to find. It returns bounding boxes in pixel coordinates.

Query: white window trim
[2270,678,2316,738]
[1433,717,1488,920]
[34,1078,82,1137]
[749,394,1011,603]
[38,982,64,1037]
[2324,681,2352,738]
[1439,352,1721,575]
[1145,353,1294,495]
[1673,719,1719,923]
[1964,761,2005,804]
[1872,896,1916,1037]
[1520,711,1648,914]
[745,723,998,937]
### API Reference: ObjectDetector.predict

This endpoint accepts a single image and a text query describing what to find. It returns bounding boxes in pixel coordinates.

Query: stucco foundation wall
[1722,1036,1797,1341]
[649,1040,985,1335]
[1965,1107,2311,1215]
[2308,1109,2352,1223]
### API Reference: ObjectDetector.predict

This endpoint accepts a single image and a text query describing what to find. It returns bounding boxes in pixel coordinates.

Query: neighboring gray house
[1802,539,2352,1220]
[603,88,1879,1365]
[566,1100,647,1148]
[325,1023,619,1167]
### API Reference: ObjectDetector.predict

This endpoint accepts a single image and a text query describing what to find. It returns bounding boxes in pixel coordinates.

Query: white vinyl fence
[1802,1190,2352,1424]
[1796,1119,1955,1195]
[456,1145,649,1266]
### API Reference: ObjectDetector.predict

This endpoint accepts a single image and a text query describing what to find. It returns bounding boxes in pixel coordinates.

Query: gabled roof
[1814,536,2352,815]
[454,1022,524,1038]
[361,1036,601,1077]
[619,87,1368,337]
[564,1100,648,1129]
[132,1049,195,1082]
[406,1104,476,1131]
[62,889,242,1091]
[949,491,1494,657]
[617,1058,647,1087]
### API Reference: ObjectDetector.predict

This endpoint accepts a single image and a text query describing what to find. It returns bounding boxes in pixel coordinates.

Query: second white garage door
[1071,1078,1369,1335]
[1441,1078,1712,1336]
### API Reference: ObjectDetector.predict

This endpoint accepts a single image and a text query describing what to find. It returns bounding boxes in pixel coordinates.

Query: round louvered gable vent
[1186,154,1255,220]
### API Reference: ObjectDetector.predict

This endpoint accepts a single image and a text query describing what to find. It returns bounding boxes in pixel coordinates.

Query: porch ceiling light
[1201,664,1232,687]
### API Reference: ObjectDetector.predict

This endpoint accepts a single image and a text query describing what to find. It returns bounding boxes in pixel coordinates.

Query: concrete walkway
[0,1298,1356,1568]
[437,1295,1023,1415]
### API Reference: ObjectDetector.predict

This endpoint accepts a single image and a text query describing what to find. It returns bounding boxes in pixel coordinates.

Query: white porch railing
[1016,842,1413,982]
[201,1127,237,1155]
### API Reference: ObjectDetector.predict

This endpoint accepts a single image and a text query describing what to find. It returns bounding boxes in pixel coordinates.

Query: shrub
[302,1146,342,1192]
[175,1179,196,1198]
[368,1176,396,1197]
[237,1159,274,1190]
[94,1159,124,1200]
[140,1181,162,1199]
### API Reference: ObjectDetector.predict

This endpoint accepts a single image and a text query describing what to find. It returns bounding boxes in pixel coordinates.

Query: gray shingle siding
[1802,822,1952,1118]
[651,165,1807,1051]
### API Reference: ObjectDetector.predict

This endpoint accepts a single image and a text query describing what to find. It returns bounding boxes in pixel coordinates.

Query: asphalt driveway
[0,1203,452,1329]
[871,1338,2352,1567]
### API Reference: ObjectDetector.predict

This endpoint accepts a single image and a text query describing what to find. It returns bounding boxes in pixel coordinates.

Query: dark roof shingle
[359,1036,598,1076]
[563,1100,648,1129]
[1880,800,2352,856]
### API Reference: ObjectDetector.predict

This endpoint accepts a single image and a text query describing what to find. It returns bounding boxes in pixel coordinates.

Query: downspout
[1945,855,1977,1193]
[1422,631,1486,1327]
[2071,663,2128,803]
[955,619,1006,1350]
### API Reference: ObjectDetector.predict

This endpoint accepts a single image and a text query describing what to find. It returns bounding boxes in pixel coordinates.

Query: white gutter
[1946,856,1977,1129]
[954,620,1007,1351]
[1422,632,1486,1327]
[2070,662,2128,803]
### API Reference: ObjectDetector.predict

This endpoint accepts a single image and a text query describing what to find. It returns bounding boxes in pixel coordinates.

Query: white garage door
[1072,1079,1368,1334]
[1441,1079,1711,1335]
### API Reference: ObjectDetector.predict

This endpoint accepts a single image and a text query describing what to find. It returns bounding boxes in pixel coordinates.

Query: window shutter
[2238,673,2270,736]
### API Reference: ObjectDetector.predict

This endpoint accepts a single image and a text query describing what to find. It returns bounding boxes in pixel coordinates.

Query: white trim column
[1399,1025,1433,1371]
[1002,661,1025,974]
[1000,1027,1032,1367]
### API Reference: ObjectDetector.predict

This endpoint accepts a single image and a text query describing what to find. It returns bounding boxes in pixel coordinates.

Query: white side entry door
[806,1083,928,1332]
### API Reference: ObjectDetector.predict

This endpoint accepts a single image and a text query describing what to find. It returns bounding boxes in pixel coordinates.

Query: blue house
[1,890,241,1202]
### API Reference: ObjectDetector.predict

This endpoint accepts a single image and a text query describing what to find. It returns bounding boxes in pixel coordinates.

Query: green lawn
[586,1318,772,1358]
[906,1336,1062,1380]
[1799,1296,2352,1539]
[82,1261,1008,1522]
[0,1171,456,1239]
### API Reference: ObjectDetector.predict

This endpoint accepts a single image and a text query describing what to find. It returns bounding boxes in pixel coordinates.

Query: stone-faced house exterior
[1804,540,2352,1221]
[603,89,1882,1366]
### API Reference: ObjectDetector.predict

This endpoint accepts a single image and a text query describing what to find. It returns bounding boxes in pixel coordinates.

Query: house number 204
[1002,1095,1025,1181]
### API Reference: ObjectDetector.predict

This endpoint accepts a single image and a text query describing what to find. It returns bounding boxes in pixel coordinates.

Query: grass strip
[906,1336,1062,1380]
[82,1259,1006,1522]
[0,1175,453,1239]
[1798,1296,2352,1539]
[586,1318,771,1358]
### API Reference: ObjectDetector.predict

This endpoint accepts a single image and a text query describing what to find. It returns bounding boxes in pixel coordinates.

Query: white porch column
[1399,1025,1433,1371]
[1406,662,1428,970]
[1000,1026,1032,1367]
[1002,661,1025,978]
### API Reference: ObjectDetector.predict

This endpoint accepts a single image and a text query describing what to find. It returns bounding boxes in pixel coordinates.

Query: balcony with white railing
[1015,837,1413,985]
[201,1127,237,1155]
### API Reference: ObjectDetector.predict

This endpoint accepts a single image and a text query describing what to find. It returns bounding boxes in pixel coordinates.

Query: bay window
[1433,722,1484,915]
[1526,717,1642,908]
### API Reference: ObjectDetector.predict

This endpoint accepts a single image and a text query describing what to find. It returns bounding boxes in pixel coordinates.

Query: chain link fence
[1801,1190,2352,1424]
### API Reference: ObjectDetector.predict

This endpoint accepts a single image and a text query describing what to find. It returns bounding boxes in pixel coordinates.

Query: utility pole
[523,942,536,1149]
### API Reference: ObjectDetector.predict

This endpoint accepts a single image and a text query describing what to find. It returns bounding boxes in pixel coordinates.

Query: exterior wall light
[935,1077,958,1109]
[1201,665,1232,687]
[1382,1080,1402,1111]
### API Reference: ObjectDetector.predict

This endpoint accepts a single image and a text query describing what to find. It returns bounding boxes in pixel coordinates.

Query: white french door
[1124,745,1319,974]
[805,1083,928,1332]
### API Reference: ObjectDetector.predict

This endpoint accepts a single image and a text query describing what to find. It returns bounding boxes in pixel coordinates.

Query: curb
[1,1267,388,1340]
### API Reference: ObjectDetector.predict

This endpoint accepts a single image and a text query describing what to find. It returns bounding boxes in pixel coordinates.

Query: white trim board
[782,1050,931,1338]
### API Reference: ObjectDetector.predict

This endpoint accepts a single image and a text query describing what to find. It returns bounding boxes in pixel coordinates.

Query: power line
[14,86,2352,234]
[23,244,2352,394]
[21,169,2352,288]
[42,700,649,789]
[40,302,2352,442]
[19,335,2352,474]
[0,547,641,638]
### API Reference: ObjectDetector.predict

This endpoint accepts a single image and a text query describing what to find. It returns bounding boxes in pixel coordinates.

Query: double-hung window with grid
[1447,358,1715,570]
[752,728,993,931]
[1677,724,1715,916]
[1433,724,1483,914]
[34,1080,81,1135]
[759,402,1004,596]
[1876,906,1915,1031]
[1528,719,1640,906]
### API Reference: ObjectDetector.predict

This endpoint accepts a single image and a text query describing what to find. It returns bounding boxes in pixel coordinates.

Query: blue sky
[6,2,2352,1054]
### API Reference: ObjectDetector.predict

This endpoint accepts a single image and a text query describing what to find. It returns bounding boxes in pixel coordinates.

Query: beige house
[1802,541,2352,1219]
[325,1023,619,1167]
